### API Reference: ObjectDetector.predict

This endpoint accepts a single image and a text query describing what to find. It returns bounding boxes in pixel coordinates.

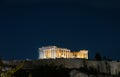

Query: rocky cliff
[3,59,120,77]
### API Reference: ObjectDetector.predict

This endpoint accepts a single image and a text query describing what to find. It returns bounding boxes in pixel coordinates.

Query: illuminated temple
[38,46,88,59]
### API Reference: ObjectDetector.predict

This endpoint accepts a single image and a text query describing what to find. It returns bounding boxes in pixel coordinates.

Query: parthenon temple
[38,46,88,59]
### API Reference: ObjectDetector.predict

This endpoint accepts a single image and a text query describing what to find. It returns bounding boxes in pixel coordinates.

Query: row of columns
[39,48,57,59]
[39,47,88,59]
[39,48,72,59]
[60,50,71,58]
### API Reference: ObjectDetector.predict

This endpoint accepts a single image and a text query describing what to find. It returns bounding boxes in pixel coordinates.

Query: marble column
[43,50,45,58]
[68,51,70,58]
[67,51,68,58]
[63,50,65,58]
[50,50,52,58]
[65,51,67,58]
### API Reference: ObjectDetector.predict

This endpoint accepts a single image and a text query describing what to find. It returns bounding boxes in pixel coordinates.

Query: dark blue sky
[0,0,120,60]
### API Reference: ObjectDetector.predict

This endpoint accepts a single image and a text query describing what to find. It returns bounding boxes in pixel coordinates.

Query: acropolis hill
[3,59,120,77]
[38,46,88,59]
[1,46,120,77]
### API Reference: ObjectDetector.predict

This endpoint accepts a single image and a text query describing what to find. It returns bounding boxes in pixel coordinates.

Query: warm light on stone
[38,46,88,59]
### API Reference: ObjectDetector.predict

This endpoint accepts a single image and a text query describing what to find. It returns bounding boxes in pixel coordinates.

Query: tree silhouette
[95,52,102,61]
[0,59,4,76]
[0,59,4,67]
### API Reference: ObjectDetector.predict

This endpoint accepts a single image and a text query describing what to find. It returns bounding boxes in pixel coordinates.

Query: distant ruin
[38,46,88,59]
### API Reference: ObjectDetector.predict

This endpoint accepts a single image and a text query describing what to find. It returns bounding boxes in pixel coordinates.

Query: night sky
[0,0,120,60]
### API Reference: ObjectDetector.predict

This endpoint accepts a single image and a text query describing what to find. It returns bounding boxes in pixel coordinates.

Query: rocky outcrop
[3,59,120,77]
[69,70,117,77]
[70,70,88,77]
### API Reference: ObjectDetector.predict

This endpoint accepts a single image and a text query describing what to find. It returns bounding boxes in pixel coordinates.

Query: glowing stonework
[38,46,88,59]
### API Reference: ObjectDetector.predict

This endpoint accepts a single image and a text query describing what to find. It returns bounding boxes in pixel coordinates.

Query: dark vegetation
[14,65,70,77]
[95,52,102,61]
[95,52,112,61]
